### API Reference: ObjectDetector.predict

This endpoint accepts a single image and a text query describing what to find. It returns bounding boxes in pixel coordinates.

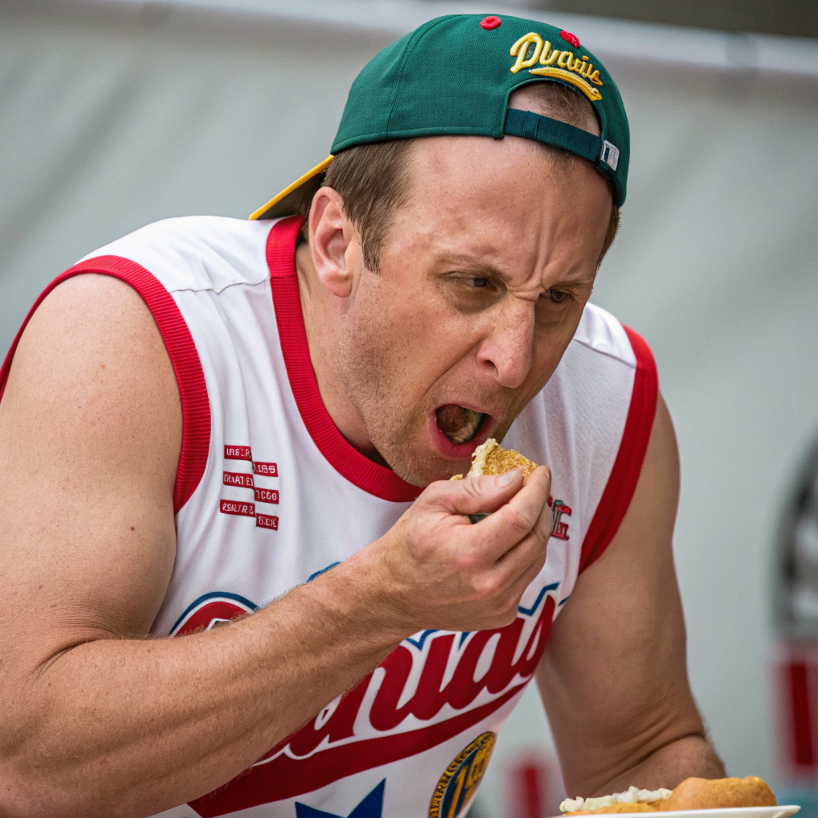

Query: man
[0,13,723,818]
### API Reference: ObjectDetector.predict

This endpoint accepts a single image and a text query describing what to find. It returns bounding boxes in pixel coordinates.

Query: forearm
[1,554,405,818]
[592,734,726,796]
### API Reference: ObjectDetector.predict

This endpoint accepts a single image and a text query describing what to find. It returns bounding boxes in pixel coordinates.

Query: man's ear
[308,187,356,298]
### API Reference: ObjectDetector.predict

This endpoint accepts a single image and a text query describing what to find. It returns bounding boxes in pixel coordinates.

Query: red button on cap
[560,30,581,47]
[480,16,502,30]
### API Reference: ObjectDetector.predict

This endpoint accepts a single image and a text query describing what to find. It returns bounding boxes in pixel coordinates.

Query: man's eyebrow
[434,255,512,281]
[435,254,596,286]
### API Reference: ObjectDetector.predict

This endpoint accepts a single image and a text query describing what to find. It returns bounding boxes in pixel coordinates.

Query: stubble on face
[333,264,443,486]
[326,134,612,487]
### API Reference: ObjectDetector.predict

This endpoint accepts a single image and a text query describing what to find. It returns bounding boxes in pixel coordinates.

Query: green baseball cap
[250,13,629,220]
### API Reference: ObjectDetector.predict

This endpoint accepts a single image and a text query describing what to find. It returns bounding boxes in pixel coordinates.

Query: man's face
[333,131,613,486]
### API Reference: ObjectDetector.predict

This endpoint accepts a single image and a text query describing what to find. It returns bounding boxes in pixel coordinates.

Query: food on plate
[450,438,538,480]
[560,776,777,814]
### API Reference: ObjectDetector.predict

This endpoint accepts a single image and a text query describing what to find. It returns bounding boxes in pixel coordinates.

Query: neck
[294,241,388,466]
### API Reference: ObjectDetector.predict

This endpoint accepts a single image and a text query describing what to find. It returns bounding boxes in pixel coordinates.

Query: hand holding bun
[450,439,541,524]
[451,438,539,480]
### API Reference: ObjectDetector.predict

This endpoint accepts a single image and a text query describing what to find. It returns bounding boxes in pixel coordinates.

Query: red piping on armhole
[0,257,210,514]
[265,216,421,503]
[578,325,658,572]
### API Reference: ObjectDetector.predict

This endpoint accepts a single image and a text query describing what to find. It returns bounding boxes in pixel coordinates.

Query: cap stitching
[384,16,456,135]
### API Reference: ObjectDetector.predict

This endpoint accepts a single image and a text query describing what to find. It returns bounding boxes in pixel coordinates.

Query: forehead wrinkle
[389,133,609,289]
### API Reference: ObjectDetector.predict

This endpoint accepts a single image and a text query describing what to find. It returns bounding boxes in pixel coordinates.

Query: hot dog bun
[660,776,776,810]
[451,438,538,480]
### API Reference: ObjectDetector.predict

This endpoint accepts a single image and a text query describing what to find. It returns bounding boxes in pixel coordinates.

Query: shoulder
[543,303,658,442]
[507,303,660,572]
[558,305,660,572]
[1,272,182,499]
[569,302,655,375]
[538,302,657,432]
[6,273,180,421]
[76,216,275,294]
[0,274,182,649]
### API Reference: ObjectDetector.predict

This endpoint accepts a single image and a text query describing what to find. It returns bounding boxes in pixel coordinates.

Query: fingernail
[497,471,513,487]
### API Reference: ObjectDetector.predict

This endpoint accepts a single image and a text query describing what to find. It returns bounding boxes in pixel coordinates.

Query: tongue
[436,404,482,444]
[436,404,469,437]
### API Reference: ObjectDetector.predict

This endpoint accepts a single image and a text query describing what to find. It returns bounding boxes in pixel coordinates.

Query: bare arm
[0,275,553,817]
[537,394,724,797]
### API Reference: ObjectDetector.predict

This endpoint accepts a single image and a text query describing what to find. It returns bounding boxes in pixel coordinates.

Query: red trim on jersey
[578,326,658,572]
[266,216,421,503]
[0,257,210,514]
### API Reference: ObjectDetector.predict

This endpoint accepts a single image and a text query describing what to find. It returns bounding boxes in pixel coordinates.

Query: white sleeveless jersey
[0,215,657,818]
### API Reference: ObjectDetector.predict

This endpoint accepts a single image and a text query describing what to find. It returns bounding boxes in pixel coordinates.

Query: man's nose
[476,301,536,390]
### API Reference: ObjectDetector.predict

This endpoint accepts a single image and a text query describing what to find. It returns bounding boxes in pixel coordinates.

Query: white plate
[553,808,801,818]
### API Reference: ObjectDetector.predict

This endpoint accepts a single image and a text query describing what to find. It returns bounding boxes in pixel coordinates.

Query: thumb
[440,470,525,517]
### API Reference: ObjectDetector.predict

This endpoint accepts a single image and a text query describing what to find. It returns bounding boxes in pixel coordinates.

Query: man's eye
[548,289,570,304]
[469,277,490,288]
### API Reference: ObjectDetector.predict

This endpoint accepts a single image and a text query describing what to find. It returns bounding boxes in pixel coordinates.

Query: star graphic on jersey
[294,779,385,818]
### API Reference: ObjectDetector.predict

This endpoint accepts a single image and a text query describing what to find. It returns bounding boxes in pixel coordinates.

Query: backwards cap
[250,13,630,220]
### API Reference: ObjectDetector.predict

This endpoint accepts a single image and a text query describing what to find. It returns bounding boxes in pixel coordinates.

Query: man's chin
[380,448,470,488]
[376,424,514,487]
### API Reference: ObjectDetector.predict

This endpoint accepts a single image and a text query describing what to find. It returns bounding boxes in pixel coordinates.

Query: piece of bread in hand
[561,776,777,815]
[451,438,538,481]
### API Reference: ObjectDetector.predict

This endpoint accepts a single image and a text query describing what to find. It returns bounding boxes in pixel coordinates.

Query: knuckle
[472,573,502,601]
[506,505,535,537]
[461,478,485,504]
[451,548,478,573]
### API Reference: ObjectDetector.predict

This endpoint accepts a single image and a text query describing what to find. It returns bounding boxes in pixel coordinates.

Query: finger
[504,543,549,609]
[428,469,525,517]
[488,524,550,600]
[494,519,549,586]
[474,466,551,560]
[529,467,554,546]
[475,533,547,626]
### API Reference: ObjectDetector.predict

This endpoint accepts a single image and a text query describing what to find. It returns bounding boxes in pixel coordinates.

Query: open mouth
[435,404,487,445]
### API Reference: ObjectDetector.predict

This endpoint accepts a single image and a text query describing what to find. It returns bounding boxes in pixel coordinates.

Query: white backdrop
[2,1,818,815]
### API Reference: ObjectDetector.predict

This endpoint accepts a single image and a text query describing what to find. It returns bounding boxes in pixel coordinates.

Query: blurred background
[1,1,818,815]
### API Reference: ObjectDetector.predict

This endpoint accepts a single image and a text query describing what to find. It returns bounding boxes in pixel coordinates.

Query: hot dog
[560,776,777,814]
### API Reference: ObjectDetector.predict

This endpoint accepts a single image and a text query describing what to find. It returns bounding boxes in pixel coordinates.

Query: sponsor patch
[550,498,572,541]
[256,513,279,530]
[219,499,255,517]
[254,487,279,504]
[429,732,496,818]
[224,445,252,461]
[223,471,254,489]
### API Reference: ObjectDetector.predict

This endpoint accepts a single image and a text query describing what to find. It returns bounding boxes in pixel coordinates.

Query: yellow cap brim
[249,155,334,221]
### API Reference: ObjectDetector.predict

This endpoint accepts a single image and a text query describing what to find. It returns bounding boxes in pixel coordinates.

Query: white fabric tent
[1,1,818,814]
